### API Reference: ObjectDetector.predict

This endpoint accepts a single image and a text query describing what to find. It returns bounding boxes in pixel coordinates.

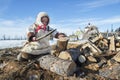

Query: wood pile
[50,33,120,79]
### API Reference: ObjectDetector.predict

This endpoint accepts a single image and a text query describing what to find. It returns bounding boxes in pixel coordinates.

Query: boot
[17,52,29,61]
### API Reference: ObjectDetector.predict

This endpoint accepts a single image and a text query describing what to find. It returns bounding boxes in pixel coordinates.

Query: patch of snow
[0,39,57,49]
[0,40,26,49]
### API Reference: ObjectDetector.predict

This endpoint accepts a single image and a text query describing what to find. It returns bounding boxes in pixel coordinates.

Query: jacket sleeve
[27,24,36,34]
[26,24,36,41]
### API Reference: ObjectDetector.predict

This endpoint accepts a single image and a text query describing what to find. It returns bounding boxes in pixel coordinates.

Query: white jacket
[21,12,57,55]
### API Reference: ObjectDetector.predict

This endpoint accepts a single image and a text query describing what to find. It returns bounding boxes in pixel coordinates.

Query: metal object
[36,29,56,41]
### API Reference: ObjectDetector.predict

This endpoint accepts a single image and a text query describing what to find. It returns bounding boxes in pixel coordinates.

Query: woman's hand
[27,32,37,42]
[32,37,37,41]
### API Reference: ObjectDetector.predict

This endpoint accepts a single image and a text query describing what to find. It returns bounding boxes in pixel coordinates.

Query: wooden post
[51,37,69,56]
[56,37,69,53]
[38,55,76,76]
[109,36,115,51]
[112,51,120,62]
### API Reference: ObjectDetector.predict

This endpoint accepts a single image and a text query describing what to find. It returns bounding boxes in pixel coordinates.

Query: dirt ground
[0,47,119,80]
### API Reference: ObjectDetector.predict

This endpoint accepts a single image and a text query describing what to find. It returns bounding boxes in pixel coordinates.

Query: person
[17,12,66,61]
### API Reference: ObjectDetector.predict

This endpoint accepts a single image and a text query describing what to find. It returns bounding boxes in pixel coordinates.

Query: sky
[0,0,120,39]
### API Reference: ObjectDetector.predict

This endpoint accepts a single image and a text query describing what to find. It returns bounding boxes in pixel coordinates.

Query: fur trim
[35,12,50,26]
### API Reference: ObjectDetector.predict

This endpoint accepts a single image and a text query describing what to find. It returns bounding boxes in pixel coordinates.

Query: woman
[17,12,66,61]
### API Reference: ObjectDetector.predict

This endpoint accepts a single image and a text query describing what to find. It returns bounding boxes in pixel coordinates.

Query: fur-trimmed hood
[35,12,50,26]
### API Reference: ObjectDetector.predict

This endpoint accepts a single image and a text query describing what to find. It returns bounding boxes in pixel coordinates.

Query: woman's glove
[29,36,37,42]
[27,32,37,42]
[32,37,37,41]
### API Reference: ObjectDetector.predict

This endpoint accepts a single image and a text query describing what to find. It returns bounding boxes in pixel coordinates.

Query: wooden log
[51,37,69,56]
[38,55,76,76]
[112,51,120,62]
[87,56,97,62]
[56,37,69,53]
[99,63,120,80]
[80,46,97,63]
[89,40,102,54]
[58,48,80,61]
[85,57,106,71]
[58,51,71,60]
[95,51,116,58]
[67,42,82,49]
[67,40,88,49]
[88,45,99,55]
[99,40,108,47]
[81,42,101,56]
[116,48,120,51]
[96,40,109,51]
[109,36,115,51]
[90,33,103,43]
[85,63,99,71]
[90,36,100,43]
[116,42,120,47]
[103,38,108,45]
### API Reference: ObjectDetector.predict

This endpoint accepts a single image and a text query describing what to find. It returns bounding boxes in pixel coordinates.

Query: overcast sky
[0,0,120,38]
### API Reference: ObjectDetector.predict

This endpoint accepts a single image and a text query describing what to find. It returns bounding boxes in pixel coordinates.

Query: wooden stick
[36,29,56,41]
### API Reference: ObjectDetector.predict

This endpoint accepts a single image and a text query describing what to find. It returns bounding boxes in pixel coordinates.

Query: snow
[0,40,26,49]
[0,39,57,49]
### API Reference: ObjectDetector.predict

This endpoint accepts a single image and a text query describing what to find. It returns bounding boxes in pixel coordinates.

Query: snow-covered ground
[0,38,89,49]
[0,40,26,49]
[0,39,57,49]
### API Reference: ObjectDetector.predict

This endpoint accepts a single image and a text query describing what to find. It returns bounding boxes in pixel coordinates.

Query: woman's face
[41,16,49,25]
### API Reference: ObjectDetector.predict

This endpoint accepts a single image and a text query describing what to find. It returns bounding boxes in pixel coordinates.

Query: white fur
[21,12,51,55]
[35,12,49,26]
